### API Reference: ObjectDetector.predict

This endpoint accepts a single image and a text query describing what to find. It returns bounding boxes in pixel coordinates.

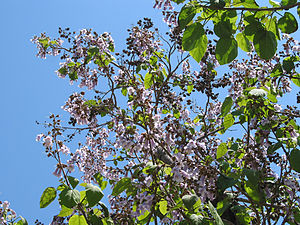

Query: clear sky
[0,0,299,224]
[0,0,163,223]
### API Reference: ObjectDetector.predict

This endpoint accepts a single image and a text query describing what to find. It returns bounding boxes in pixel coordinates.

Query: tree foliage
[1,0,300,224]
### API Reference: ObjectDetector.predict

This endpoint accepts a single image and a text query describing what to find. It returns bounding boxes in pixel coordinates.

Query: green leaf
[244,181,263,202]
[68,176,79,189]
[182,194,199,211]
[121,87,128,96]
[112,177,131,196]
[253,30,277,60]
[217,198,232,216]
[290,149,300,172]
[271,63,283,77]
[189,214,204,225]
[102,217,114,225]
[57,184,68,191]
[214,20,233,38]
[267,92,277,103]
[216,37,238,65]
[283,56,298,73]
[138,210,150,222]
[87,47,99,56]
[208,201,224,225]
[179,4,197,29]
[221,97,233,116]
[187,85,194,94]
[86,183,104,207]
[280,0,297,6]
[99,202,110,217]
[278,12,298,34]
[38,38,49,48]
[69,71,78,81]
[244,20,263,41]
[292,74,300,87]
[266,17,281,40]
[94,173,108,190]
[40,187,56,208]
[69,215,88,225]
[173,109,181,119]
[58,67,68,75]
[217,143,228,159]
[217,175,237,192]
[223,114,235,131]
[58,205,73,217]
[90,215,103,225]
[159,200,168,215]
[144,72,153,89]
[16,216,28,225]
[236,33,251,52]
[182,22,208,62]
[59,189,81,208]
[243,168,259,186]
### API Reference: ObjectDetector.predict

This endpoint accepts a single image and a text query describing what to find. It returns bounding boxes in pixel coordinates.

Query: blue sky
[0,0,299,224]
[0,0,163,223]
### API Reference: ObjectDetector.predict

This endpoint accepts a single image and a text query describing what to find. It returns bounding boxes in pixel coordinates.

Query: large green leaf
[112,177,131,196]
[182,194,199,210]
[292,73,300,87]
[266,17,281,40]
[222,113,235,133]
[90,215,103,225]
[214,20,233,38]
[69,215,88,225]
[59,189,81,208]
[283,56,297,73]
[244,181,263,202]
[182,22,207,62]
[40,187,56,208]
[94,173,108,190]
[179,3,197,29]
[68,176,79,189]
[253,30,277,60]
[57,205,73,217]
[236,33,251,52]
[217,175,237,192]
[99,202,110,217]
[216,38,238,65]
[158,200,168,215]
[144,72,153,89]
[221,96,233,116]
[290,149,300,172]
[15,216,28,225]
[86,183,104,207]
[189,214,204,225]
[208,201,224,225]
[278,12,298,34]
[217,143,228,159]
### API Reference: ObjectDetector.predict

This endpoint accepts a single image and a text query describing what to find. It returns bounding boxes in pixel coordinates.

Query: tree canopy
[1,0,300,224]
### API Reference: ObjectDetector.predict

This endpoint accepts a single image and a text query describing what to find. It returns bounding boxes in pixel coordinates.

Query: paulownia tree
[1,0,300,224]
